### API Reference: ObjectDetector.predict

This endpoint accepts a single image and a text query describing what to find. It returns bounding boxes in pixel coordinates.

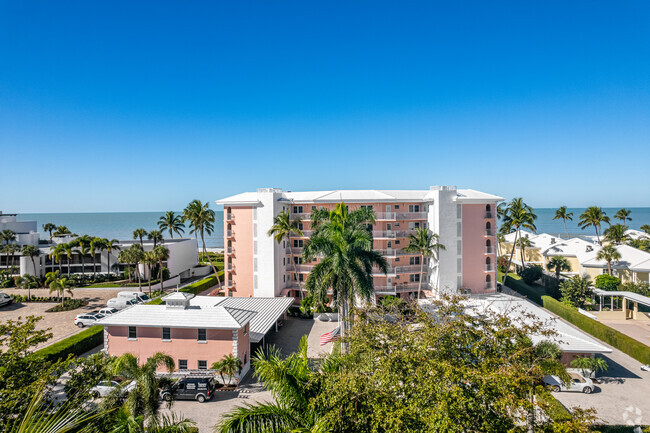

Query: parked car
[0,292,13,307]
[90,380,136,398]
[543,371,594,394]
[74,313,105,328]
[160,377,215,403]
[106,297,138,310]
[117,291,151,303]
[98,307,119,316]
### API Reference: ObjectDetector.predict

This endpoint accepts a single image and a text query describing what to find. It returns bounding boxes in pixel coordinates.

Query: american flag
[320,326,341,345]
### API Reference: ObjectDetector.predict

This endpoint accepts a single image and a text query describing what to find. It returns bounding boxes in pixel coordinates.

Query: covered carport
[593,288,650,321]
[216,296,295,345]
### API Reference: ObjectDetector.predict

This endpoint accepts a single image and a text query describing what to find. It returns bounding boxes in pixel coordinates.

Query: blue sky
[1,1,649,212]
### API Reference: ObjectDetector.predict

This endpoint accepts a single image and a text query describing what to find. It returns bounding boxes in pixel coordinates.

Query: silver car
[90,380,136,398]
[98,307,119,316]
[0,292,12,307]
[543,371,594,394]
[74,313,105,328]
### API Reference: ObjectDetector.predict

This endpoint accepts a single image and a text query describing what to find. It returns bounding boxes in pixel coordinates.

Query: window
[293,205,303,213]
[395,240,400,245]
[198,360,208,370]
[198,329,207,342]
[128,327,136,340]
[386,223,392,231]
[283,274,285,282]
[293,273,304,282]
[408,204,420,212]
[312,206,316,210]
[293,239,303,248]
[243,351,248,365]
[229,290,233,297]
[179,359,188,370]
[162,327,171,341]
[409,256,420,265]
[387,241,392,248]
[394,205,400,209]
[410,274,420,282]
[293,256,303,264]
[243,325,248,336]
[298,222,304,230]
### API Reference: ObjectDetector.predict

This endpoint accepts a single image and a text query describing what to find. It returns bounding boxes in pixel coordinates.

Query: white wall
[428,186,459,296]
[255,188,284,297]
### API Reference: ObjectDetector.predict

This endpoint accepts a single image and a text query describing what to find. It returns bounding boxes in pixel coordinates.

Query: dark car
[160,377,215,403]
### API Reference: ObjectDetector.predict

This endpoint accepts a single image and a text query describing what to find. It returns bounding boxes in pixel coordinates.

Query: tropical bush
[517,265,544,285]
[559,276,593,308]
[498,272,543,305]
[594,274,621,291]
[542,295,650,365]
[497,256,509,273]
[45,298,87,312]
[35,325,104,363]
[148,273,223,305]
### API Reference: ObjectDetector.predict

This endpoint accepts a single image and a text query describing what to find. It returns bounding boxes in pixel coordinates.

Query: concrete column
[622,297,627,319]
[633,301,639,320]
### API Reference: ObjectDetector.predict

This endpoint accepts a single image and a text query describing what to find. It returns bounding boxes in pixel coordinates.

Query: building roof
[625,229,649,241]
[542,237,598,261]
[443,294,612,354]
[593,289,650,308]
[581,244,650,271]
[217,188,503,205]
[96,304,256,329]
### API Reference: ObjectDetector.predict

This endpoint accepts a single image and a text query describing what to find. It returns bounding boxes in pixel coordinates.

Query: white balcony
[375,212,396,220]
[374,286,397,295]
[485,247,494,254]
[485,230,493,236]
[286,247,303,255]
[291,230,312,237]
[227,230,234,238]
[226,213,233,221]
[376,248,416,256]
[394,265,425,274]
[226,263,234,271]
[226,247,234,254]
[485,212,493,219]
[485,265,493,272]
[291,264,314,273]
[372,230,412,239]
[291,213,311,220]
[396,212,427,220]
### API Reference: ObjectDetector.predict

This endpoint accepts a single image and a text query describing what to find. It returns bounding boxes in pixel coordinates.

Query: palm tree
[403,227,445,299]
[75,240,91,277]
[147,230,164,248]
[63,243,74,276]
[546,256,571,280]
[133,229,148,247]
[304,203,387,340]
[215,336,324,433]
[158,211,185,239]
[105,238,121,279]
[129,244,145,290]
[267,210,304,299]
[143,251,157,296]
[42,223,57,242]
[89,237,105,279]
[603,224,629,245]
[109,408,196,433]
[153,245,170,289]
[183,200,221,286]
[49,243,65,274]
[118,250,134,283]
[578,206,610,244]
[15,274,39,301]
[596,244,621,275]
[21,245,40,284]
[516,236,532,268]
[500,198,537,285]
[112,352,175,420]
[641,224,650,235]
[212,354,242,386]
[614,208,632,224]
[1,229,17,272]
[53,225,71,237]
[45,271,72,307]
[553,206,573,238]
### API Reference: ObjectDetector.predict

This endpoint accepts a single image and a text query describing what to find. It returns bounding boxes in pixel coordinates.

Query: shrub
[594,274,621,291]
[559,276,592,309]
[497,256,509,273]
[498,272,543,305]
[148,272,223,305]
[46,299,86,312]
[537,390,571,422]
[517,265,543,285]
[542,295,650,365]
[35,325,104,362]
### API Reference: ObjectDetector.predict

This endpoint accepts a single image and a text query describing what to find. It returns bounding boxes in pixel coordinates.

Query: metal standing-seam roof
[592,289,650,308]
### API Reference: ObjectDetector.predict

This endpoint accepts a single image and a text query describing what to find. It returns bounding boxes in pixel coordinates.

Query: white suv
[98,307,119,316]
[90,380,136,398]
[543,371,594,394]
[74,313,104,328]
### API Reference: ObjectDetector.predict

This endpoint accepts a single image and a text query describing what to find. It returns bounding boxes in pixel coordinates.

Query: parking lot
[552,342,650,426]
[0,287,122,349]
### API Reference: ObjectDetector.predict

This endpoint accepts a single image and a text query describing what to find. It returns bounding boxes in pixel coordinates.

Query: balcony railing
[226,263,234,271]
[396,212,427,220]
[485,265,493,271]
[395,265,425,273]
[372,230,413,239]
[291,213,311,220]
[291,230,312,237]
[485,212,493,219]
[227,230,234,238]
[485,247,494,254]
[376,249,416,256]
[226,247,234,254]
[485,230,493,236]
[226,213,233,221]
[375,212,396,220]
[291,265,314,273]
[374,286,397,295]
[286,247,303,255]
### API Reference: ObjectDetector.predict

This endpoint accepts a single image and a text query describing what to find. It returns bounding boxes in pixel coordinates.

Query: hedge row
[542,295,650,365]
[35,325,104,362]
[498,272,544,305]
[148,272,223,305]
[537,390,571,422]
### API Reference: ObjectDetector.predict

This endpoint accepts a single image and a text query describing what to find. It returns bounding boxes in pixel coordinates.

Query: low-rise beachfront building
[0,212,41,275]
[216,186,504,300]
[96,293,294,379]
[580,244,650,284]
[499,231,564,270]
[421,293,612,365]
[541,237,598,277]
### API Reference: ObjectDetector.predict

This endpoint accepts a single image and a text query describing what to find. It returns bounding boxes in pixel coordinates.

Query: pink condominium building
[216,186,504,300]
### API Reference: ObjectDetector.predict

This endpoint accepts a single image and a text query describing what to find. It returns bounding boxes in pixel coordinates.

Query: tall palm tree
[546,256,571,280]
[53,225,71,237]
[215,336,325,433]
[516,236,532,268]
[1,229,17,272]
[153,245,170,289]
[268,210,304,299]
[118,250,134,283]
[403,227,445,299]
[49,243,65,274]
[304,203,387,339]
[21,245,40,287]
[75,240,91,277]
[109,409,196,433]
[42,223,57,242]
[128,244,145,290]
[614,208,632,224]
[158,211,185,239]
[553,206,573,238]
[15,274,39,301]
[1,229,17,245]
[143,251,157,296]
[641,224,650,235]
[112,352,175,421]
[500,198,537,285]
[63,243,74,276]
[603,224,629,245]
[147,230,164,248]
[578,206,610,244]
[45,271,72,307]
[596,244,621,275]
[183,200,221,286]
[133,229,148,247]
[105,238,121,279]
[89,237,105,279]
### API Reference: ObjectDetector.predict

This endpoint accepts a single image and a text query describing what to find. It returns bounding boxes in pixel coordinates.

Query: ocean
[16,208,650,248]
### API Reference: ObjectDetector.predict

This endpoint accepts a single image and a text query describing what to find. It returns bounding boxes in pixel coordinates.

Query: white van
[117,291,151,303]
[107,297,138,310]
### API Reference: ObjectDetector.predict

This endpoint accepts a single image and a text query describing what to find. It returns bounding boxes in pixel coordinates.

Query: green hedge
[498,272,544,305]
[542,295,650,365]
[35,325,104,362]
[537,390,571,422]
[148,272,224,305]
